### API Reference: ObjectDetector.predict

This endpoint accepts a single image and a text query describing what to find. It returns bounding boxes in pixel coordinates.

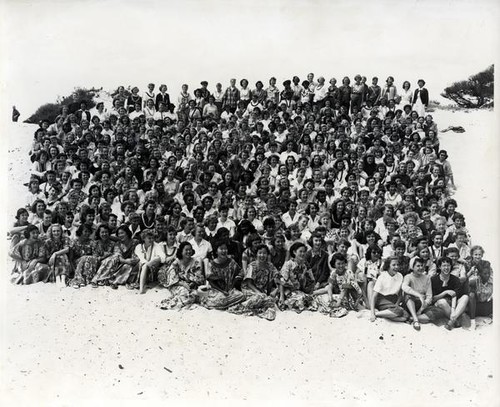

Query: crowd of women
[9,74,493,327]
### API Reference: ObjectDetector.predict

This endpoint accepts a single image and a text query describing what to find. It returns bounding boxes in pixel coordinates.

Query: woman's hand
[446,290,456,298]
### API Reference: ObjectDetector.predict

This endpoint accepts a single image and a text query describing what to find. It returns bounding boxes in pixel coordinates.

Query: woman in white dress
[399,81,413,108]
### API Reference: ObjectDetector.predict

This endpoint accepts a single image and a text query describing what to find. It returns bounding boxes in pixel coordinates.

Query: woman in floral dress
[9,225,49,285]
[230,244,279,320]
[44,223,71,286]
[199,239,246,310]
[91,225,139,289]
[278,242,316,312]
[69,224,100,288]
[159,241,206,309]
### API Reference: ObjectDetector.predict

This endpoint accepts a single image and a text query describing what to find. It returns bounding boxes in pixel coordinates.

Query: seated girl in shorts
[370,257,408,322]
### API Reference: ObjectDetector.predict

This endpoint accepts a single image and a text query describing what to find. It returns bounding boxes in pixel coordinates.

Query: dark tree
[441,65,494,108]
[25,87,102,124]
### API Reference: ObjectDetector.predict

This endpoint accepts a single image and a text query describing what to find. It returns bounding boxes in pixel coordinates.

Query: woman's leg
[139,264,149,294]
[450,295,469,321]
[468,292,477,329]
[435,298,452,319]
[406,298,419,323]
[366,280,375,309]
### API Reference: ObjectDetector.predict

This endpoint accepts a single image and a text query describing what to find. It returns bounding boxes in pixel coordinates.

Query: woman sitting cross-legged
[198,238,246,310]
[402,256,443,331]
[278,242,316,313]
[370,256,409,323]
[135,229,165,294]
[91,225,139,289]
[227,244,279,320]
[431,256,469,330]
[159,241,206,310]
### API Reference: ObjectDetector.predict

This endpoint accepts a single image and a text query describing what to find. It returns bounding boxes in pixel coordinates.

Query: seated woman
[198,239,246,310]
[91,225,139,289]
[159,241,206,309]
[69,224,99,288]
[312,253,359,317]
[468,260,493,330]
[278,242,316,313]
[370,257,408,322]
[229,244,279,320]
[326,252,363,310]
[9,224,49,285]
[431,257,469,330]
[402,257,442,331]
[8,208,30,249]
[135,229,165,294]
[44,223,71,286]
[357,244,384,308]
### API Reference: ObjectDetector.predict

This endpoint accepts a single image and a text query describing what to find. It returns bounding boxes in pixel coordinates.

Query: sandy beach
[0,108,498,406]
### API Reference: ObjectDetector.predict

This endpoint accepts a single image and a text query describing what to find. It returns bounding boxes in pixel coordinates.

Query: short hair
[76,224,93,237]
[246,232,262,249]
[212,238,230,256]
[176,241,193,260]
[383,256,400,271]
[254,244,270,256]
[445,247,459,256]
[140,229,156,241]
[330,252,347,268]
[289,242,306,258]
[116,225,133,239]
[24,224,39,239]
[95,224,111,240]
[436,256,452,269]
[365,244,382,259]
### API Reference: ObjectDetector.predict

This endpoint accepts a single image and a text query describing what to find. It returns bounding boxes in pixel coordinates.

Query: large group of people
[8,74,493,327]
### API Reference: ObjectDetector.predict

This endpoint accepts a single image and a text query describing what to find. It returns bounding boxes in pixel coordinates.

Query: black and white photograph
[0,0,498,405]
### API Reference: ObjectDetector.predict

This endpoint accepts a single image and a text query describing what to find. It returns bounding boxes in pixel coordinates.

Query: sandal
[91,282,98,288]
[110,283,118,290]
[413,321,421,331]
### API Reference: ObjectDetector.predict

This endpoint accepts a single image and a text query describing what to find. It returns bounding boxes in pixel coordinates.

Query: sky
[0,0,498,119]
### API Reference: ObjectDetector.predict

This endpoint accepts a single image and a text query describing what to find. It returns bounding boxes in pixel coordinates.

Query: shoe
[91,282,98,288]
[444,321,454,331]
[412,321,421,331]
[110,283,118,290]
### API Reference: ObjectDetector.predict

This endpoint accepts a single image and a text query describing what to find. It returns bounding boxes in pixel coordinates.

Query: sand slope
[1,110,498,406]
